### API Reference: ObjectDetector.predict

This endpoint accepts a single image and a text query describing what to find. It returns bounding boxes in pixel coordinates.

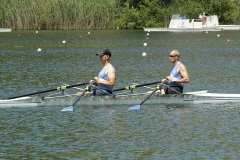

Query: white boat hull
[0,28,12,32]
[1,91,240,108]
[218,25,240,30]
[144,28,221,32]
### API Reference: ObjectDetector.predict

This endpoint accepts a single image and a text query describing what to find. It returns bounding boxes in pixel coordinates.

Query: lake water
[0,30,240,159]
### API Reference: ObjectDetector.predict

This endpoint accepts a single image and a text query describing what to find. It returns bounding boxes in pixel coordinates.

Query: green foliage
[1,0,240,29]
[114,3,143,29]
[115,0,240,28]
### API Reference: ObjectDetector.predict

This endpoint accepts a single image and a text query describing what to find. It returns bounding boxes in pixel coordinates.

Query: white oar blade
[61,106,73,112]
[128,105,140,110]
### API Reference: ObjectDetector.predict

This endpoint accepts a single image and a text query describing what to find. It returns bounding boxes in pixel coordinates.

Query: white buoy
[142,52,147,56]
[143,43,147,47]
[37,48,41,52]
[217,34,220,37]
[147,33,149,36]
[206,31,208,33]
[36,31,38,33]
[62,40,66,44]
[88,32,90,34]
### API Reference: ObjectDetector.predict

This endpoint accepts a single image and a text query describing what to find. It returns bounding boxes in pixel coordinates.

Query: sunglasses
[169,55,177,58]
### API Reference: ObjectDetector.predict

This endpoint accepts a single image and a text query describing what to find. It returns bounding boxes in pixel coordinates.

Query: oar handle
[5,82,89,100]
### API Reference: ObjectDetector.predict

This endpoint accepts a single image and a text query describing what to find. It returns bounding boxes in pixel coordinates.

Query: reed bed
[0,0,116,30]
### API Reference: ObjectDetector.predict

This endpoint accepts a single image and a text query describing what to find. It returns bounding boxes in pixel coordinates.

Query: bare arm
[177,64,189,83]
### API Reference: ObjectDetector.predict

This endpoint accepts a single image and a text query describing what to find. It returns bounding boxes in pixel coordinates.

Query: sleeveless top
[97,65,114,92]
[169,62,183,87]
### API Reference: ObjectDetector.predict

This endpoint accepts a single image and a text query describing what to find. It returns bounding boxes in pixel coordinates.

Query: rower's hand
[89,79,97,85]
[93,77,99,84]
[161,78,169,84]
[166,76,174,82]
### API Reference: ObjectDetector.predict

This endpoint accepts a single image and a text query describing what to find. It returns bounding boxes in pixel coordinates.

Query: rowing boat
[1,90,240,108]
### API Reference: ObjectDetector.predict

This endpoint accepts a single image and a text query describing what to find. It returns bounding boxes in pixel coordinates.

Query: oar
[129,85,160,110]
[5,82,89,100]
[113,80,162,92]
[61,80,95,112]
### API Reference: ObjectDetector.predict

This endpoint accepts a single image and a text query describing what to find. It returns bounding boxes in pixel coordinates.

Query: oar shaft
[139,88,159,106]
[69,80,95,107]
[6,82,89,100]
[128,86,161,110]
[113,80,161,92]
[71,90,87,106]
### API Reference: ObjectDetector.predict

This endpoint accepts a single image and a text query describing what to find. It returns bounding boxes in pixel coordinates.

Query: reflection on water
[0,30,240,159]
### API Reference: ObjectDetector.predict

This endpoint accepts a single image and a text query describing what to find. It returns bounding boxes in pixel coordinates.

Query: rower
[161,49,189,94]
[77,49,116,96]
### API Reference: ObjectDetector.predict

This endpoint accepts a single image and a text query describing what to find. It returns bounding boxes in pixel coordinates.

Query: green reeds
[0,0,116,30]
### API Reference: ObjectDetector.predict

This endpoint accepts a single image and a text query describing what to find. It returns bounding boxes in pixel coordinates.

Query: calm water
[0,30,240,159]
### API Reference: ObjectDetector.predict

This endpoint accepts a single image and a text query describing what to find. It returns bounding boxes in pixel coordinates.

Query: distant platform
[217,25,240,30]
[144,14,240,32]
[144,28,221,32]
[0,28,12,32]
